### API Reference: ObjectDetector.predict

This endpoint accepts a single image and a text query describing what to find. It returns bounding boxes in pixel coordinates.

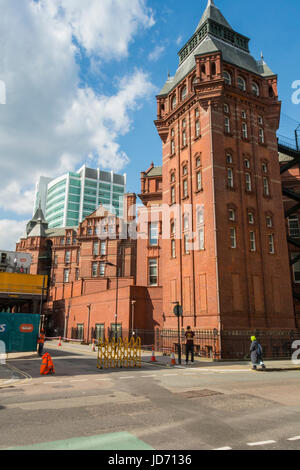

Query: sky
[0,0,299,250]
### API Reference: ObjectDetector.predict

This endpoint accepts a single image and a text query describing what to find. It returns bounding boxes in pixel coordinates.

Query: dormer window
[223,71,232,85]
[181,86,187,101]
[171,95,177,110]
[252,82,260,97]
[237,76,246,91]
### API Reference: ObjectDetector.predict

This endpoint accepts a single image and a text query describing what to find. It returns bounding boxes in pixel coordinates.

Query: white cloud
[0,220,27,251]
[148,45,165,62]
[0,0,155,237]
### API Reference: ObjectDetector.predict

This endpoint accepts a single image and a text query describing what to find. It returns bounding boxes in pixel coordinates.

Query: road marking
[183,373,197,376]
[119,376,135,380]
[247,440,276,447]
[163,373,178,376]
[214,447,232,451]
[70,379,88,383]
[140,375,157,378]
[96,378,110,381]
[43,381,61,385]
[288,436,300,441]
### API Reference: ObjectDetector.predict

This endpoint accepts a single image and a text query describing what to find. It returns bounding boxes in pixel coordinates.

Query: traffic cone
[170,349,176,366]
[92,339,96,352]
[151,346,157,362]
[58,336,62,347]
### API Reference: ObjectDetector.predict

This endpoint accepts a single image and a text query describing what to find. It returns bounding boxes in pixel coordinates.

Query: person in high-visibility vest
[37,329,45,357]
[40,353,55,375]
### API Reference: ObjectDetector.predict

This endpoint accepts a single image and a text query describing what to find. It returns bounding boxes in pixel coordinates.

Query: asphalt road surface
[1,343,300,451]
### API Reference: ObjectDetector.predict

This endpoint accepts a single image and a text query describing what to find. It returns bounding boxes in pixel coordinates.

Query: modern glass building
[35,165,126,228]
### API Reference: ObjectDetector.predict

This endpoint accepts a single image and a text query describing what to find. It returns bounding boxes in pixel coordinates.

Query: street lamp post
[87,304,91,344]
[106,262,119,341]
[131,300,136,337]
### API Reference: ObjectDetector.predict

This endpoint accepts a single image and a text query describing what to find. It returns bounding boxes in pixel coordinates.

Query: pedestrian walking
[250,336,266,370]
[185,326,195,365]
[37,329,45,357]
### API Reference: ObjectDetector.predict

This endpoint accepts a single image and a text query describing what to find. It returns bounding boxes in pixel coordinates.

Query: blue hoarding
[0,313,40,353]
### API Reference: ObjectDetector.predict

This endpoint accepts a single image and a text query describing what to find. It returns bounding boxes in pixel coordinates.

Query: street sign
[173,304,183,317]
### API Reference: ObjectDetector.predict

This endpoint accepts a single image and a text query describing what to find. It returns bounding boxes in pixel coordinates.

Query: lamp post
[87,304,91,344]
[131,300,136,337]
[106,262,119,341]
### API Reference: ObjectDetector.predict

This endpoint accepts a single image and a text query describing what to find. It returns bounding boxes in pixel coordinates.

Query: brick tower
[155,0,295,332]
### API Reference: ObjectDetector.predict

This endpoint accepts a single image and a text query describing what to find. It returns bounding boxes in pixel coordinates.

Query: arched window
[252,82,260,96]
[237,76,246,91]
[201,64,206,75]
[211,62,216,76]
[171,95,177,110]
[181,86,187,101]
[223,71,232,85]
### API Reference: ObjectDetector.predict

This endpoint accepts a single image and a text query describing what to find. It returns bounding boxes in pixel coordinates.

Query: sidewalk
[142,352,300,371]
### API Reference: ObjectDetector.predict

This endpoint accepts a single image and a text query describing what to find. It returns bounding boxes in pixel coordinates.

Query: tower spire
[207,0,216,6]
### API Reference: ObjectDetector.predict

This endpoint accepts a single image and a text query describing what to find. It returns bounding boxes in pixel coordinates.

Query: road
[1,342,300,451]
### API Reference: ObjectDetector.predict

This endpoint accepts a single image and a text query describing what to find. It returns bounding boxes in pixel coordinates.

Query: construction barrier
[97,337,141,369]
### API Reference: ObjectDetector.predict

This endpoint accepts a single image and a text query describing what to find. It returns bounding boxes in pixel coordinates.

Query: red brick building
[15,1,300,358]
[154,0,295,332]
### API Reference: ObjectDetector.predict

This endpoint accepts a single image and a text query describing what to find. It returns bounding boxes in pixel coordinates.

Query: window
[259,128,265,144]
[99,263,105,277]
[241,110,247,119]
[242,122,248,139]
[262,162,268,174]
[226,154,233,164]
[66,237,71,245]
[196,156,201,168]
[263,177,270,196]
[95,324,105,341]
[266,216,273,228]
[245,173,252,192]
[252,82,260,96]
[195,120,200,138]
[65,250,71,264]
[237,76,246,91]
[184,234,190,254]
[100,241,106,256]
[258,116,263,125]
[248,212,254,225]
[268,234,275,254]
[76,250,80,265]
[197,207,204,225]
[60,237,65,246]
[64,269,70,283]
[92,262,98,277]
[171,221,176,236]
[75,268,79,281]
[149,222,159,246]
[171,186,176,204]
[223,71,232,85]
[93,241,99,256]
[227,168,234,189]
[291,253,300,283]
[224,104,229,114]
[198,227,205,251]
[171,95,176,110]
[182,165,188,176]
[229,208,236,221]
[182,130,187,147]
[288,215,300,238]
[181,86,187,101]
[244,159,250,169]
[225,117,230,134]
[196,171,202,191]
[171,128,175,137]
[149,259,158,286]
[183,179,188,198]
[195,108,200,118]
[230,228,237,248]
[170,172,176,183]
[87,227,93,235]
[183,215,189,231]
[171,139,175,155]
[250,232,256,252]
[171,239,176,259]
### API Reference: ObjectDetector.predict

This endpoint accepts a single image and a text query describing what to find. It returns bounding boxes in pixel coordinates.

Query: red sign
[19,324,34,333]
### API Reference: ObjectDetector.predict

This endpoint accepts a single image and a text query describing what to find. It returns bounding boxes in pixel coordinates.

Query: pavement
[0,340,299,387]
